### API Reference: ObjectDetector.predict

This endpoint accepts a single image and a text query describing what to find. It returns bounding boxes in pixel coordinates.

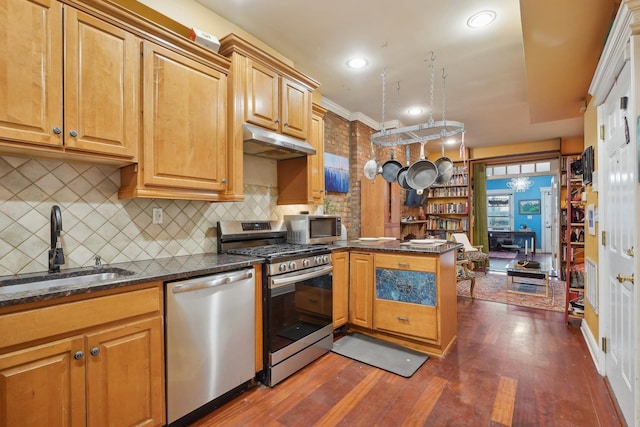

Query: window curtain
[472,162,489,255]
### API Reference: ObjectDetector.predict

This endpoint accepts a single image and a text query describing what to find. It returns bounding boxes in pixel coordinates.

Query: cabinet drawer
[0,285,162,349]
[373,299,438,341]
[375,253,436,272]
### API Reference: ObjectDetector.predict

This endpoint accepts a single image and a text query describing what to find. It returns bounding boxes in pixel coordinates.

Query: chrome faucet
[49,205,65,273]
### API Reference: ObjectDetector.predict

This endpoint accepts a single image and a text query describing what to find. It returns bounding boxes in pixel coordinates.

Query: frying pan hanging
[381,148,402,183]
[406,141,438,191]
[434,140,454,185]
[363,143,379,181]
[396,145,412,189]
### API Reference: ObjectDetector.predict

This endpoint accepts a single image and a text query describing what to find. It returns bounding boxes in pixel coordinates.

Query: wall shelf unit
[564,155,585,323]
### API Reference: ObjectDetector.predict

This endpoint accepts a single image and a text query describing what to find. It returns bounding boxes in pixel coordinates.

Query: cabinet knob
[74,351,84,360]
[69,130,78,137]
[90,347,100,356]
[274,118,280,124]
[53,127,62,135]
[283,121,289,127]
[221,178,227,184]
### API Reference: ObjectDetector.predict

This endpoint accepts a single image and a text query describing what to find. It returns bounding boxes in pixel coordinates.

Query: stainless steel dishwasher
[166,268,255,424]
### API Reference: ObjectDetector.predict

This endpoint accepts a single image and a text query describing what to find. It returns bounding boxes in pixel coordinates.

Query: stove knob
[314,256,321,264]
[279,263,287,272]
[302,259,311,267]
[289,261,297,270]
[323,255,330,263]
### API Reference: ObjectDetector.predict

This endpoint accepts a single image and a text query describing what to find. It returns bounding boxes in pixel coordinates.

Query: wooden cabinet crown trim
[63,0,230,74]
[219,33,319,90]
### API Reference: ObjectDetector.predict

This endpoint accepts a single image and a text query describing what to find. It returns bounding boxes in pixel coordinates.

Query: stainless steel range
[217,220,334,387]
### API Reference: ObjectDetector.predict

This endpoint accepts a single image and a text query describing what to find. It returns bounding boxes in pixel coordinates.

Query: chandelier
[370,53,464,147]
[507,177,534,192]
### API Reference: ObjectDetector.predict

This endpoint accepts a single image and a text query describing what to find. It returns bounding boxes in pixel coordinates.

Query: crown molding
[321,97,380,130]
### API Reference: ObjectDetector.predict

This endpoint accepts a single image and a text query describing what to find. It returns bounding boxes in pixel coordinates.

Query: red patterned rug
[456,272,565,312]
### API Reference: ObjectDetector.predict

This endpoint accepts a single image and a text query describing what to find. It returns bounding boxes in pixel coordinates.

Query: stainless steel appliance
[283,214,342,244]
[166,268,255,424]
[217,220,333,386]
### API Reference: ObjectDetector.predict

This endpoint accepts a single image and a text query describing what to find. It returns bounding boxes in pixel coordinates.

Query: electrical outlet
[152,208,163,224]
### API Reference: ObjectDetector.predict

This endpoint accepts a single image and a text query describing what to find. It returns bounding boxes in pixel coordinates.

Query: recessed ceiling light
[346,57,368,69]
[467,10,496,28]
[446,138,458,145]
[407,107,423,116]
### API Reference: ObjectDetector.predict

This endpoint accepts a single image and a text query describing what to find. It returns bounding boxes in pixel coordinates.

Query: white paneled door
[600,60,635,426]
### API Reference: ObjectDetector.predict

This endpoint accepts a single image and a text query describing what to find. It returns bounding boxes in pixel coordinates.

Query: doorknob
[616,273,634,284]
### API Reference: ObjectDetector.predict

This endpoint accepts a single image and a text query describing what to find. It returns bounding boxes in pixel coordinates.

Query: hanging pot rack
[370,53,464,147]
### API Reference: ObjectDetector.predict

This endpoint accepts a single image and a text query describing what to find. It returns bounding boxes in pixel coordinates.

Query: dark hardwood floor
[193,293,623,426]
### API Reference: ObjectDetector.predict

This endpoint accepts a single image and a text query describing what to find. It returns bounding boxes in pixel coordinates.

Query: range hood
[243,123,316,160]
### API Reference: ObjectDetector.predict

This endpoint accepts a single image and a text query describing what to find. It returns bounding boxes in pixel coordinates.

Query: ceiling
[195,0,618,149]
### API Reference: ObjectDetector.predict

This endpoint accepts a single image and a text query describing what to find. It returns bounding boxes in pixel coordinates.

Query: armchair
[456,248,476,297]
[452,233,488,273]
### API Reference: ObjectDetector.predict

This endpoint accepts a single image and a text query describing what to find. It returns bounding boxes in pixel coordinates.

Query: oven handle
[172,270,253,294]
[270,265,333,289]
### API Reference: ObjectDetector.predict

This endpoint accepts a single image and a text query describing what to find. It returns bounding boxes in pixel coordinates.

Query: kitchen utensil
[406,141,438,190]
[381,148,402,183]
[434,140,454,185]
[363,144,379,181]
[396,145,412,189]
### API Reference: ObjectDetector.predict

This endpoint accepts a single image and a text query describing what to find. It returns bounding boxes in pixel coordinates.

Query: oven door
[267,264,333,364]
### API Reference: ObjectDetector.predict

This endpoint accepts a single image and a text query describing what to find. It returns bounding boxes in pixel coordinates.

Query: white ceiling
[196,0,617,148]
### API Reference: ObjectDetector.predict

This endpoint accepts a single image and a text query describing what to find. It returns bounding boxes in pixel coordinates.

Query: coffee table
[505,260,549,297]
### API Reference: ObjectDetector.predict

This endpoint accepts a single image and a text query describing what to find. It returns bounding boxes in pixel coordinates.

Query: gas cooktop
[226,243,329,259]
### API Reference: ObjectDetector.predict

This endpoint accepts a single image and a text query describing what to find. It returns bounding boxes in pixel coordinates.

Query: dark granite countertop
[0,253,264,308]
[331,239,462,254]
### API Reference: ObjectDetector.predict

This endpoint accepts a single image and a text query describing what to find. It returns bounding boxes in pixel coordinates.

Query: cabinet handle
[90,347,100,356]
[397,262,410,267]
[274,118,280,124]
[284,121,289,127]
[69,130,78,137]
[52,127,62,135]
[74,351,84,360]
[397,316,409,322]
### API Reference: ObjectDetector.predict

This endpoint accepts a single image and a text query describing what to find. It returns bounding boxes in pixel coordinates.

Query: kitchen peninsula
[333,239,461,357]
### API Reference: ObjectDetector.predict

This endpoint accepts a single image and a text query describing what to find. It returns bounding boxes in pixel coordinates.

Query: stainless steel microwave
[283,215,342,244]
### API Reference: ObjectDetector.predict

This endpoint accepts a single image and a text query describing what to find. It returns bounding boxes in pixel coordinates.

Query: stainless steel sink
[0,267,136,294]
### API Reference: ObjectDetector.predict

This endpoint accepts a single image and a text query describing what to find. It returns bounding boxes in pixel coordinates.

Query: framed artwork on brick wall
[324,153,349,193]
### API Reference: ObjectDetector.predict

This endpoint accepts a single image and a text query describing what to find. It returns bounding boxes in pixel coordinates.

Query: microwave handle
[270,265,333,290]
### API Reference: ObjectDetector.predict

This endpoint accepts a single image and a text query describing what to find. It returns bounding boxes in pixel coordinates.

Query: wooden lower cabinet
[0,283,165,426]
[332,251,349,328]
[347,250,457,357]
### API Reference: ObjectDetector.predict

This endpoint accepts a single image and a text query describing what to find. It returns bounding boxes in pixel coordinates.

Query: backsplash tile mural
[0,155,317,276]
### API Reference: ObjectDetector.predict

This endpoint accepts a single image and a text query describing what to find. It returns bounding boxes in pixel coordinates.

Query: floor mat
[332,333,428,378]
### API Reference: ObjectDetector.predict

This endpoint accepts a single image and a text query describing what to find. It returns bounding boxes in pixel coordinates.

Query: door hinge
[602,337,607,353]
[601,230,606,246]
[600,125,605,140]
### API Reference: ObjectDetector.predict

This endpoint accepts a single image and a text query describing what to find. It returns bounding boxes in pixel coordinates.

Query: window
[487,190,513,231]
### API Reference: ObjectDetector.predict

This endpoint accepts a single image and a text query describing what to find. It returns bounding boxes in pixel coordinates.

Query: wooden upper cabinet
[63,7,139,159]
[280,77,310,140]
[246,59,310,140]
[246,60,280,132]
[309,104,327,204]
[0,0,139,161]
[141,41,227,192]
[0,0,63,147]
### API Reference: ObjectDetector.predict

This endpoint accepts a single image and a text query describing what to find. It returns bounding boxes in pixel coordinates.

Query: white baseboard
[581,320,605,375]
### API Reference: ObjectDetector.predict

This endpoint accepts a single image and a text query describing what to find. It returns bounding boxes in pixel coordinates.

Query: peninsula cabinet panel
[349,252,373,329]
[0,0,139,162]
[332,251,349,329]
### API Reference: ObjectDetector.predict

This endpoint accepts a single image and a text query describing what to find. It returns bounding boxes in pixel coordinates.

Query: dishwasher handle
[171,270,253,294]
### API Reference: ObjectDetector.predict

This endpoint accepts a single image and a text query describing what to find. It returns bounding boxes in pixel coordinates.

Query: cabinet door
[64,8,139,159]
[143,42,227,191]
[246,60,279,131]
[309,109,325,203]
[332,252,349,328]
[280,77,309,140]
[85,316,165,427]
[0,0,63,147]
[0,336,85,426]
[349,252,373,328]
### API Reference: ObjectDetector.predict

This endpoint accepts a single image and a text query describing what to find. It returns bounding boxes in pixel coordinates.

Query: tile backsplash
[0,155,316,276]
